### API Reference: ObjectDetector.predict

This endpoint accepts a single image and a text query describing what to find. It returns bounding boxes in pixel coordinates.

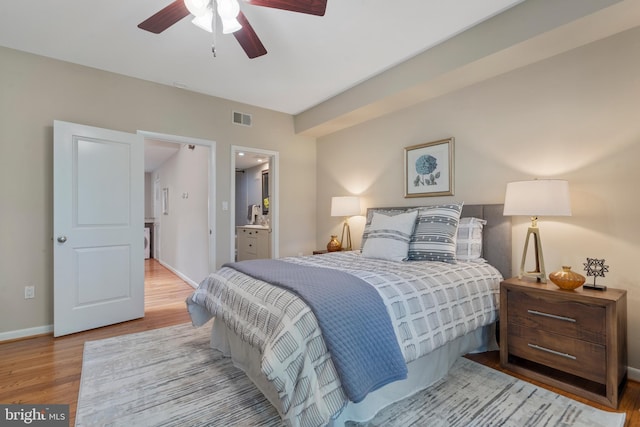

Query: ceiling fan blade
[233,12,267,59]
[138,0,190,34]
[245,0,327,16]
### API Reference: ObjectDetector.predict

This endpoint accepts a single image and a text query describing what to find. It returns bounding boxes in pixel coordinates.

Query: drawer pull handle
[528,343,577,360]
[527,309,576,323]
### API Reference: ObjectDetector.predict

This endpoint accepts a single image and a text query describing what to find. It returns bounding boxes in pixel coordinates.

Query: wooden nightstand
[499,277,627,408]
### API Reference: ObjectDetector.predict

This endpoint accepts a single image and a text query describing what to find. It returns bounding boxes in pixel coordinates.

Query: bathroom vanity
[236,225,271,261]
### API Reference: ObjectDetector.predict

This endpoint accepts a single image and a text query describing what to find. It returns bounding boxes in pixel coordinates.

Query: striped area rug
[76,323,625,427]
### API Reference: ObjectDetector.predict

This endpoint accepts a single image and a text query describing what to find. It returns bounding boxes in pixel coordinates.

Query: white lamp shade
[331,196,361,217]
[503,179,571,217]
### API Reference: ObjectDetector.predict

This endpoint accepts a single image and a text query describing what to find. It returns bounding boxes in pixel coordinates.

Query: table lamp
[503,179,571,283]
[330,196,361,251]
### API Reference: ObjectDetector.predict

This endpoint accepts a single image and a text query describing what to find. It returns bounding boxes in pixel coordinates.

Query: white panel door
[53,120,144,336]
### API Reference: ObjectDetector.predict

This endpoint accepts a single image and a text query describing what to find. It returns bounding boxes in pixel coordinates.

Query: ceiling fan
[138,0,327,59]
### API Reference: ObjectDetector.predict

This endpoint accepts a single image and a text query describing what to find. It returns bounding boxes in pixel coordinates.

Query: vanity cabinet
[236,227,271,261]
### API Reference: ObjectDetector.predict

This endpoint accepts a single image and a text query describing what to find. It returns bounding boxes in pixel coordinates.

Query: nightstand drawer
[507,290,606,345]
[508,324,606,383]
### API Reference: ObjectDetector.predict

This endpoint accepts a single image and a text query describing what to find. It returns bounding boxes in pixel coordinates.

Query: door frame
[138,130,217,274]
[152,176,161,260]
[230,145,279,261]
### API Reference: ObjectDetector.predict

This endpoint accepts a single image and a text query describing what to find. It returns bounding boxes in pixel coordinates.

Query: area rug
[76,323,626,427]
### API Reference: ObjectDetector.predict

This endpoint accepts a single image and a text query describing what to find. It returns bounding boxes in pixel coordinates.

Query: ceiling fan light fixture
[221,17,242,34]
[217,0,240,19]
[217,0,242,34]
[191,11,214,32]
[184,0,211,17]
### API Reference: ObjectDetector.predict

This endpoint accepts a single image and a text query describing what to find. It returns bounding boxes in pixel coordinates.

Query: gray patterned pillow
[456,217,486,261]
[361,210,419,261]
[407,203,463,263]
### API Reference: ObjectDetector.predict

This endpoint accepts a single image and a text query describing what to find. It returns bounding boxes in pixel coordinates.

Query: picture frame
[404,137,454,198]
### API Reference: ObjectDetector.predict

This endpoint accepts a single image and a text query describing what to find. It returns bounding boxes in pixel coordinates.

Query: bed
[186,203,511,427]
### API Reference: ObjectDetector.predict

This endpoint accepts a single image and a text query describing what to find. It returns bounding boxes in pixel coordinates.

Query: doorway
[52,122,212,336]
[140,131,216,291]
[230,145,279,261]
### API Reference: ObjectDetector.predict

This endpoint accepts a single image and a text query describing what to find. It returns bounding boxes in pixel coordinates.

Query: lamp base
[340,220,352,251]
[518,225,546,283]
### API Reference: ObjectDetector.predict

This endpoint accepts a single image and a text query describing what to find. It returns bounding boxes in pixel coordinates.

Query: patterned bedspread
[186,252,503,427]
[223,259,407,403]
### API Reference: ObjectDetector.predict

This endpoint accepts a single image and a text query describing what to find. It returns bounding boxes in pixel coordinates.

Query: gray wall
[316,27,640,371]
[0,46,316,336]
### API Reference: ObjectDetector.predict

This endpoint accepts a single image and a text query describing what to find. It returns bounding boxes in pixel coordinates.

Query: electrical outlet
[24,286,35,299]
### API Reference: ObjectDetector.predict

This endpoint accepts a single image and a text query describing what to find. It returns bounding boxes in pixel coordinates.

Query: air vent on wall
[232,111,252,127]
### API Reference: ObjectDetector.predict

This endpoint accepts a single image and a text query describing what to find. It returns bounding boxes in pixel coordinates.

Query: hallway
[144,258,196,312]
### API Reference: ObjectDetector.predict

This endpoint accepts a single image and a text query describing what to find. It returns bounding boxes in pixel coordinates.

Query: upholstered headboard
[461,204,511,279]
[364,204,511,279]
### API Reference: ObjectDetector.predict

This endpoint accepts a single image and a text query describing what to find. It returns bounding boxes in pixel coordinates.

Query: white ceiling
[0,0,524,115]
[144,139,181,172]
[3,1,638,171]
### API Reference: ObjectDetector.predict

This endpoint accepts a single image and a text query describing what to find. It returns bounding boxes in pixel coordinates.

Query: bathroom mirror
[261,170,269,215]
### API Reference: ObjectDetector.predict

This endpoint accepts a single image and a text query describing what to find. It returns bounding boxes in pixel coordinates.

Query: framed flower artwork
[404,137,454,198]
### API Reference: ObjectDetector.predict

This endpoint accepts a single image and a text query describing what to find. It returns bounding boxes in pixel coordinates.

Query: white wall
[155,144,209,285]
[316,27,640,369]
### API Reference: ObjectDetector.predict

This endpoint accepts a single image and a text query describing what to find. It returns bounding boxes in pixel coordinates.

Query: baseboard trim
[0,324,53,342]
[157,259,198,288]
[629,366,640,382]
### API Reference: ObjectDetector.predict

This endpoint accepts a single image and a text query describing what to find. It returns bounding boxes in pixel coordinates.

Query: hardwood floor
[0,259,195,426]
[1,260,638,426]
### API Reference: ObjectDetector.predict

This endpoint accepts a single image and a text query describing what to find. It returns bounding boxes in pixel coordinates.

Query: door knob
[57,236,67,243]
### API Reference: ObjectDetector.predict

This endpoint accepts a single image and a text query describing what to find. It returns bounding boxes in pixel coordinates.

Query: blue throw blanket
[223,259,407,403]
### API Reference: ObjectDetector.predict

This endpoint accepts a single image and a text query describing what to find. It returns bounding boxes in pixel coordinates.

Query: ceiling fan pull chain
[211,0,218,57]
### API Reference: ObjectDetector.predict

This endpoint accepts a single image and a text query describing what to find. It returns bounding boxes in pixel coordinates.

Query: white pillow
[361,208,416,249]
[361,210,418,261]
[456,217,486,261]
